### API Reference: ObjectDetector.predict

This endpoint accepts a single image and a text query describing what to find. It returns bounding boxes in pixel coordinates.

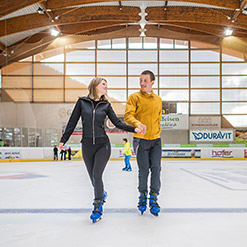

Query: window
[1,36,246,118]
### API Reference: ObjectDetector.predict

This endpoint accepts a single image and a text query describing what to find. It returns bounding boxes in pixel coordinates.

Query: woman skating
[59,77,141,223]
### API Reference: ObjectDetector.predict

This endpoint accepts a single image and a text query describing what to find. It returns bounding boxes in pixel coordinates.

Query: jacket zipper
[93,101,104,144]
[83,98,106,145]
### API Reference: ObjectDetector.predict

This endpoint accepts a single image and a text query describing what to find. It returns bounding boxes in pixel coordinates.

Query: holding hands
[135,124,146,135]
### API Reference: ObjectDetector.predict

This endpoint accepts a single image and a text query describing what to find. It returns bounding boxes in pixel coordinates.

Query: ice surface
[0,160,247,247]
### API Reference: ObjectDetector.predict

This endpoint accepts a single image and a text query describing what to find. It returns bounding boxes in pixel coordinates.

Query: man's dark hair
[141,70,155,82]
[123,138,128,142]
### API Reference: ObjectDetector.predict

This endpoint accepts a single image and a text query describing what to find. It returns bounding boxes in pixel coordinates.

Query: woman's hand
[59,142,64,150]
[135,124,146,135]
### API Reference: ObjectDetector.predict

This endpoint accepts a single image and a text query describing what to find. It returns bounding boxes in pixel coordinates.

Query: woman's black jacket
[60,97,136,145]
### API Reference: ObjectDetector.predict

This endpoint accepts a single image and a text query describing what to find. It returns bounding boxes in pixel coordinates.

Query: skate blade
[91,217,102,223]
[138,208,146,215]
[150,210,159,217]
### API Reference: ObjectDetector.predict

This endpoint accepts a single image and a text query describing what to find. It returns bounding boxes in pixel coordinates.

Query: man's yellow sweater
[124,90,162,140]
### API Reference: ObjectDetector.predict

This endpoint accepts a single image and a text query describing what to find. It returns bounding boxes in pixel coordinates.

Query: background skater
[122,138,132,172]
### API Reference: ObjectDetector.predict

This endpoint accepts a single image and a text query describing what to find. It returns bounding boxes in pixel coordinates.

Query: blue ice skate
[149,194,160,217]
[126,166,132,172]
[102,191,107,204]
[90,199,104,223]
[138,193,147,215]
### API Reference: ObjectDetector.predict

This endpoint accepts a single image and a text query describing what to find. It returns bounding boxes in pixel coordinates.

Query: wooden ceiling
[1,0,247,68]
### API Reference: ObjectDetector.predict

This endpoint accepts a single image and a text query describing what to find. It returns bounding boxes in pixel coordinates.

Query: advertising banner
[162,149,201,158]
[70,150,82,159]
[105,117,128,133]
[190,116,221,129]
[62,122,82,135]
[201,148,243,158]
[0,149,21,160]
[190,130,234,142]
[161,114,189,130]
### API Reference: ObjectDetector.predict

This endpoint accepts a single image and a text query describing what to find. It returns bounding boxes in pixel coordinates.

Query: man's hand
[137,124,146,135]
[134,127,142,134]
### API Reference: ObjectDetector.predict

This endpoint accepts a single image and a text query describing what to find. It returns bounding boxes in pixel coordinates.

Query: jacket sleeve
[107,104,136,133]
[60,99,81,144]
[124,94,141,127]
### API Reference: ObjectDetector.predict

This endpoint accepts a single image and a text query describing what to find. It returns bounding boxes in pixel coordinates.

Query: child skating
[122,138,132,171]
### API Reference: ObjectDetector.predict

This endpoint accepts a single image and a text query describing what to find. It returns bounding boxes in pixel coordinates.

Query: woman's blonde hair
[88,77,108,101]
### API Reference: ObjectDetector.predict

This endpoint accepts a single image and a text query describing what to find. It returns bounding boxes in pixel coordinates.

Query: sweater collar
[82,96,107,103]
[139,89,154,97]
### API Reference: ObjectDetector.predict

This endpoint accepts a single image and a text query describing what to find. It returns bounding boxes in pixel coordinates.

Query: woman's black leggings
[82,140,111,200]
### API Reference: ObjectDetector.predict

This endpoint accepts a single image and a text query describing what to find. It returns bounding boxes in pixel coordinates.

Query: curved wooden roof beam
[58,21,127,35]
[1,24,247,68]
[0,0,240,19]
[161,22,247,38]
[0,6,140,38]
[146,6,247,30]
[0,21,128,67]
[1,5,245,39]
[47,0,240,11]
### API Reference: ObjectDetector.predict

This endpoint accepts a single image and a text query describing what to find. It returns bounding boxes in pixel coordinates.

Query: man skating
[124,70,162,216]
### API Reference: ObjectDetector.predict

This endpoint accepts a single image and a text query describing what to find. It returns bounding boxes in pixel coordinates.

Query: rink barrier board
[0,147,247,161]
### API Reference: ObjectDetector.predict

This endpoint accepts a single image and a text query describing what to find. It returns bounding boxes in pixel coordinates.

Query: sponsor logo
[212,150,233,158]
[191,123,218,127]
[162,149,201,158]
[192,131,232,141]
[162,116,180,122]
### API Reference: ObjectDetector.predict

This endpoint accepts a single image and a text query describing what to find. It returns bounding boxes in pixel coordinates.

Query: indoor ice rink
[1,159,247,247]
[1,1,247,247]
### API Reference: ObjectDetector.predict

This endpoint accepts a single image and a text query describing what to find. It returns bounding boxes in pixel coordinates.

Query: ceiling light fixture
[224,28,233,36]
[51,29,60,37]
[37,7,45,14]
